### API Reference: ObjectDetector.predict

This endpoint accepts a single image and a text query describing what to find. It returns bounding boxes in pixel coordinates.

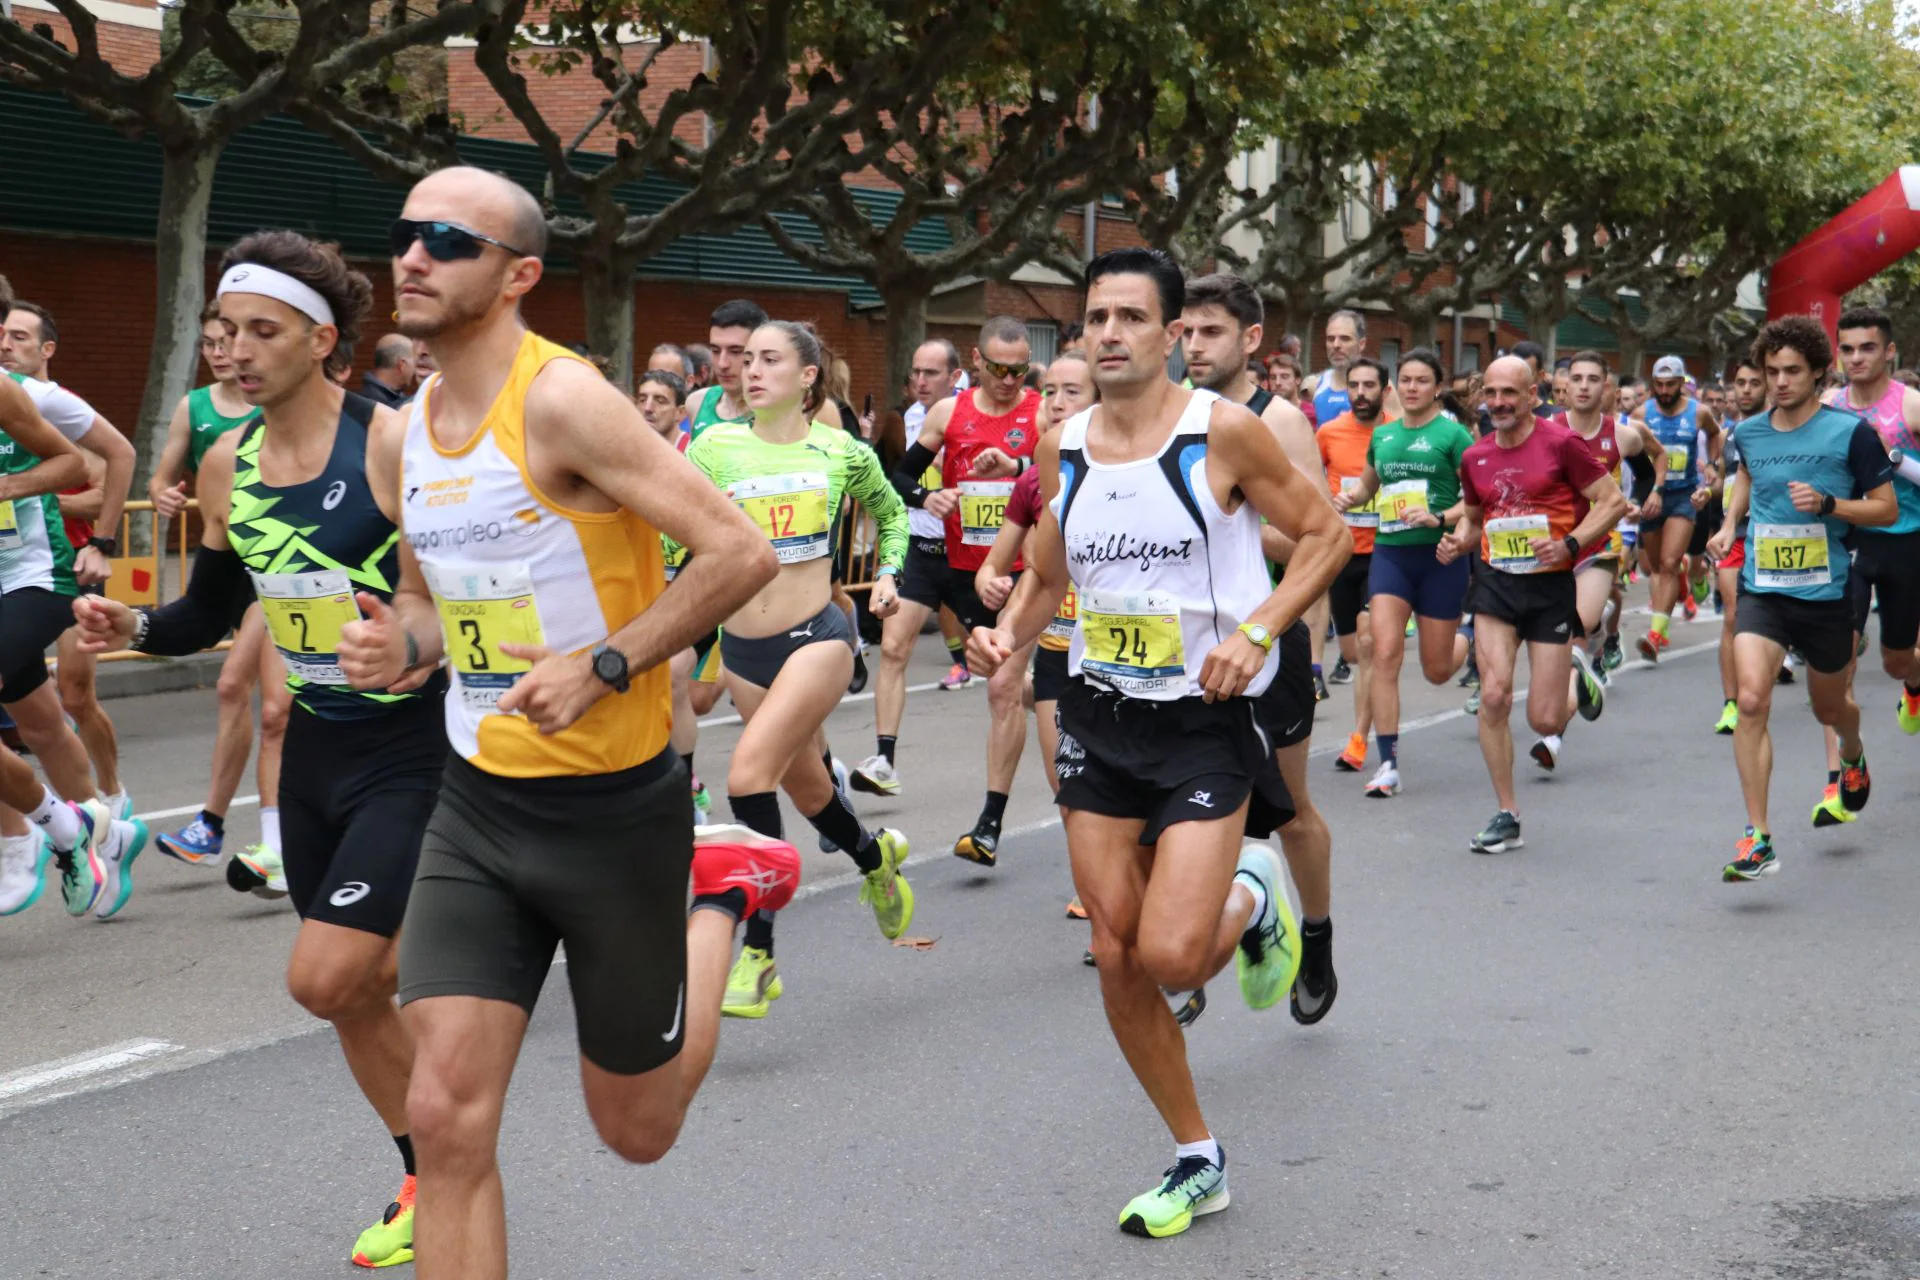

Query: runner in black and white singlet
[969,248,1349,1241]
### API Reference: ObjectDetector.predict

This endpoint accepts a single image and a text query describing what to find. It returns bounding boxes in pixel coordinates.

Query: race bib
[1339,476,1379,529]
[0,500,20,553]
[1045,586,1078,644]
[1486,513,1551,574]
[424,563,546,711]
[661,535,687,583]
[730,472,831,564]
[1377,479,1431,534]
[959,480,1016,546]
[1752,522,1831,589]
[1664,442,1691,481]
[252,570,360,686]
[1079,587,1186,698]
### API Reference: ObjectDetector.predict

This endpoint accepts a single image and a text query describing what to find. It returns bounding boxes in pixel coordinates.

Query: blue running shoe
[157,816,222,866]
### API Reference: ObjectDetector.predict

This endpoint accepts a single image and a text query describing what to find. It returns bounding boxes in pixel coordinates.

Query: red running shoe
[693,825,801,916]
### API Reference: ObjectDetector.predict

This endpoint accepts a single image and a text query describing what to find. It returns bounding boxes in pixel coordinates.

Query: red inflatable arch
[1766,166,1920,336]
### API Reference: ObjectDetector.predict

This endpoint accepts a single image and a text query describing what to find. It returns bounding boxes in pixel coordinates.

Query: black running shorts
[1054,677,1293,844]
[1738,587,1856,676]
[1328,553,1373,637]
[280,692,446,937]
[1850,529,1920,653]
[1031,644,1070,704]
[0,587,76,703]
[398,749,694,1076]
[1467,566,1583,645]
[1252,619,1314,750]
[899,535,1001,632]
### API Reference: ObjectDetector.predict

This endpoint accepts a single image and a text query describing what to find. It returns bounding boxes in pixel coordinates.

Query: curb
[86,652,229,701]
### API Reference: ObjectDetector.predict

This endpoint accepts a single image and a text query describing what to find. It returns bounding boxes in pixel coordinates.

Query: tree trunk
[1617,332,1645,378]
[882,283,928,412]
[579,244,641,391]
[133,139,222,550]
[1408,309,1439,349]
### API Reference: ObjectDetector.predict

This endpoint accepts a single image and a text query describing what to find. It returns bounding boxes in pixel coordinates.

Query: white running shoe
[851,754,901,797]
[1364,761,1401,798]
[0,832,50,915]
[1530,734,1561,772]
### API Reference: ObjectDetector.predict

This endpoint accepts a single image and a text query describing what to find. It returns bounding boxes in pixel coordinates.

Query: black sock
[394,1133,416,1178]
[743,908,775,954]
[878,735,897,765]
[1827,769,1840,785]
[1303,915,1332,937]
[979,790,1009,829]
[728,791,783,841]
[945,635,964,659]
[822,749,836,781]
[1906,681,1920,698]
[200,809,225,836]
[808,791,880,872]
[685,751,695,776]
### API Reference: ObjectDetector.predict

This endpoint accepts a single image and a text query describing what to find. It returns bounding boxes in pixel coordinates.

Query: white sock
[27,789,82,851]
[2,831,37,859]
[1542,734,1563,753]
[261,806,281,855]
[101,788,129,815]
[1234,871,1269,927]
[1175,1136,1221,1167]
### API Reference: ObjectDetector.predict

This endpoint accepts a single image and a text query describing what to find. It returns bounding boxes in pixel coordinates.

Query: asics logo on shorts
[724,866,789,896]
[1189,791,1215,808]
[330,881,371,907]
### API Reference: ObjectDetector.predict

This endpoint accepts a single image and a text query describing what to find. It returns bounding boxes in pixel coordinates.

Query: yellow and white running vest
[401,331,670,777]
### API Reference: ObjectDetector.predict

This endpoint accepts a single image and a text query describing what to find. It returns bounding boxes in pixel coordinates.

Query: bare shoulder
[1206,394,1268,438]
[525,356,638,435]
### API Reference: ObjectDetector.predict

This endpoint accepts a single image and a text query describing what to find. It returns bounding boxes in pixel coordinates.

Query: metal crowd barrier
[92,498,223,663]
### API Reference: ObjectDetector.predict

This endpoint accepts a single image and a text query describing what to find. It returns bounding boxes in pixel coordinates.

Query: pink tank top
[1829,382,1916,453]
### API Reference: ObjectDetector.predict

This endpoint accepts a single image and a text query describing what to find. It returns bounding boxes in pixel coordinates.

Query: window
[1380,340,1401,378]
[1028,321,1059,369]
[1458,343,1482,373]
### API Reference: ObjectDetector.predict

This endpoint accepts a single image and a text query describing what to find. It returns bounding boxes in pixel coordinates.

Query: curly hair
[218,230,373,377]
[1751,314,1832,376]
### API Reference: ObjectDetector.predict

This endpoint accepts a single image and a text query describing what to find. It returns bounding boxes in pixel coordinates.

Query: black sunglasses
[389,218,530,262]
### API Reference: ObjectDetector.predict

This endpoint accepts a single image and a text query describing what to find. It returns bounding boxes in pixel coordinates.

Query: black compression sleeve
[137,545,256,656]
[891,441,940,507]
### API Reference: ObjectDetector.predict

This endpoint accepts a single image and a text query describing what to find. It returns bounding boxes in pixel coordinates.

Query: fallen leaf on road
[891,936,939,951]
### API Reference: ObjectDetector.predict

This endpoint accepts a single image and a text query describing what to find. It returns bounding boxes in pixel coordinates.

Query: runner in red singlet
[890,316,1042,865]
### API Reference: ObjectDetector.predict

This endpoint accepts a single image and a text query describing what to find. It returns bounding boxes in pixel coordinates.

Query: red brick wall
[447,39,708,148]
[13,13,159,74]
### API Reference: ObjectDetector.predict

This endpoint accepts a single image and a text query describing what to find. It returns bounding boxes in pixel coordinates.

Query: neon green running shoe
[1811,782,1856,829]
[1899,689,1920,736]
[351,1176,414,1269]
[1692,575,1711,605]
[1713,701,1739,735]
[858,829,914,939]
[1118,1148,1229,1238]
[722,945,783,1018]
[1232,842,1301,1011]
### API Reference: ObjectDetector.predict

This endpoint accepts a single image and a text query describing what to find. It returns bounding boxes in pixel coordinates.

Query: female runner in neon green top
[679,320,914,1018]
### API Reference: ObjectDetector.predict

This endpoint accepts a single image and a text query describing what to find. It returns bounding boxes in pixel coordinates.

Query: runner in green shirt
[1330,347,1475,797]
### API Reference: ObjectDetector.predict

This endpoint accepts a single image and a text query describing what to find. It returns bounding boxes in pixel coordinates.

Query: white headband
[216,263,335,327]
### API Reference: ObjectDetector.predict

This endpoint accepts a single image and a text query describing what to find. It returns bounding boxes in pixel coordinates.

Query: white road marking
[0,1038,181,1102]
[696,673,981,729]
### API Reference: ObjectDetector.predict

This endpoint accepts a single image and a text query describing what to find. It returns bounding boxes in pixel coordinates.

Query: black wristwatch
[86,534,118,556]
[1562,534,1581,560]
[590,643,631,693]
[1819,493,1837,517]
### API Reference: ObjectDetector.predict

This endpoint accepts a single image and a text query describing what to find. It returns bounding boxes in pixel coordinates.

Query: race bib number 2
[424,563,546,711]
[253,570,360,686]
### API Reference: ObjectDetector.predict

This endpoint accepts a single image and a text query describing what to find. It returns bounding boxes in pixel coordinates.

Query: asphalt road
[4,594,1919,1279]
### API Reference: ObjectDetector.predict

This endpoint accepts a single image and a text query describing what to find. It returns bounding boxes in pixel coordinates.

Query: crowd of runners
[0,167,1912,1272]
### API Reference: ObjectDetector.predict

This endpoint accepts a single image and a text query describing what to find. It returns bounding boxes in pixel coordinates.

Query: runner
[1439,356,1626,853]
[679,318,913,1015]
[1331,347,1474,797]
[974,352,1096,912]
[147,304,290,876]
[1532,349,1669,768]
[1824,307,1920,736]
[889,318,1043,865]
[1178,271,1338,1023]
[1712,357,1767,734]
[0,300,139,818]
[74,230,450,1266]
[684,298,765,443]
[968,247,1349,1238]
[0,362,138,923]
[852,337,963,797]
[1318,357,1392,773]
[1706,316,1894,879]
[369,166,788,1280]
[1633,354,1721,661]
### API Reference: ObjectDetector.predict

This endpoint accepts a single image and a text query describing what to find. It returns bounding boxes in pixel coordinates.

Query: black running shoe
[847,650,869,695]
[1328,657,1353,685]
[1290,920,1337,1025]
[1313,672,1330,703]
[1166,986,1207,1028]
[1470,809,1523,854]
[954,821,1000,867]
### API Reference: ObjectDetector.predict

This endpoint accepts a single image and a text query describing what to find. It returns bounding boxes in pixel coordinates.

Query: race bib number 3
[1078,588,1186,698]
[1378,479,1431,534]
[1752,522,1831,589]
[424,563,546,711]
[253,570,360,685]
[731,472,831,564]
[1485,514,1551,574]
[0,500,19,553]
[959,480,1016,546]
